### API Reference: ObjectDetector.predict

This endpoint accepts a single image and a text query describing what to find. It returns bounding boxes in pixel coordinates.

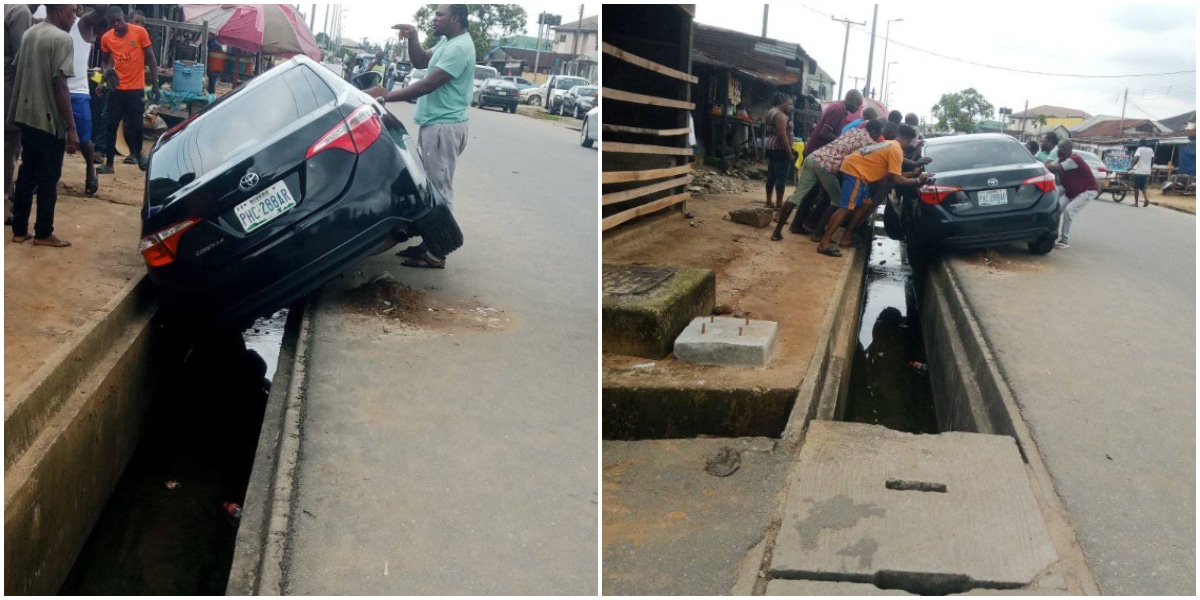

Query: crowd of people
[4,4,157,248]
[767,88,1105,255]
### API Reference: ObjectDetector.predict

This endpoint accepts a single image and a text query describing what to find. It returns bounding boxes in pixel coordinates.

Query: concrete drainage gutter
[226,295,315,596]
[919,256,1101,595]
[4,276,158,595]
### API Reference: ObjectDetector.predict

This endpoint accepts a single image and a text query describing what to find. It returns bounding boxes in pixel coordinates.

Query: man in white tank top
[66,5,107,195]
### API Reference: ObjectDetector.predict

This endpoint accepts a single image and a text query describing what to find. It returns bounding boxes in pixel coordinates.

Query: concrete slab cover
[602,263,675,296]
[771,421,1057,594]
[674,316,778,367]
[766,579,1066,595]
[602,266,716,359]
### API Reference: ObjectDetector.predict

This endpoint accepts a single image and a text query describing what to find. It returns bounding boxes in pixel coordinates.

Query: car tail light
[919,184,962,205]
[306,104,383,159]
[139,218,201,267]
[1097,165,1107,173]
[1022,173,1057,193]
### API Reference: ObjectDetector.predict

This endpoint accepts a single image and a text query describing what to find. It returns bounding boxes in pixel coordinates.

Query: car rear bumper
[918,193,1061,249]
[480,93,519,106]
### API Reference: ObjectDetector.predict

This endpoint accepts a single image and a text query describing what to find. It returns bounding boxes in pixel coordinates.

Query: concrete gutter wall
[226,297,314,596]
[919,257,1101,595]
[3,277,158,595]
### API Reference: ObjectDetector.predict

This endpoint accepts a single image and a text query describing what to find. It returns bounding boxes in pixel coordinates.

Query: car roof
[924,133,1021,146]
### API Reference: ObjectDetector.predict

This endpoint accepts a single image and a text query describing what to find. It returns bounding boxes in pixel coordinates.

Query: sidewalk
[4,153,145,398]
[602,190,861,595]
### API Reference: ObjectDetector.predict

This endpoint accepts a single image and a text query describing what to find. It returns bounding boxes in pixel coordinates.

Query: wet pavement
[58,315,286,595]
[844,215,938,434]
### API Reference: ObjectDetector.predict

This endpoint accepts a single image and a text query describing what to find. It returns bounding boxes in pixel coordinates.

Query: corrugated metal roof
[1012,105,1091,119]
[692,23,811,87]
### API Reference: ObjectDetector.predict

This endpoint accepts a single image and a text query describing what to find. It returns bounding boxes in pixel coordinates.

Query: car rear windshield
[555,78,587,90]
[580,88,597,97]
[924,139,1040,172]
[147,66,337,207]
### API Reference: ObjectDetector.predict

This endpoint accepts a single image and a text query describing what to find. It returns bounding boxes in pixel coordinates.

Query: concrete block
[674,317,777,367]
[770,421,1057,596]
[728,207,774,228]
[603,265,716,359]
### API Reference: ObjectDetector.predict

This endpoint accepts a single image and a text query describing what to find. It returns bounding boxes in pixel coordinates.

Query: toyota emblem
[239,172,260,191]
[987,177,999,187]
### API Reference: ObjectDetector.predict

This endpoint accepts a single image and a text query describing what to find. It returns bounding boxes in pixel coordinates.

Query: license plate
[977,188,1008,207]
[234,181,296,233]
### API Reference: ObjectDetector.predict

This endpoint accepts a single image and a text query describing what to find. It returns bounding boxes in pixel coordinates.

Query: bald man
[805,89,863,157]
[1043,140,1098,250]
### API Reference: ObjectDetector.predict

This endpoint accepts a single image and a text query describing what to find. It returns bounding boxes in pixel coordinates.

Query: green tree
[1033,114,1048,136]
[930,88,995,134]
[412,4,528,57]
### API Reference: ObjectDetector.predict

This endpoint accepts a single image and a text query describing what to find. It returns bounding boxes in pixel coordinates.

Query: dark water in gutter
[843,211,939,434]
[58,310,288,595]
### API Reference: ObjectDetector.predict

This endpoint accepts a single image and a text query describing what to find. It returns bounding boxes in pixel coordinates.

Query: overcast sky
[693,2,1196,124]
[304,4,596,51]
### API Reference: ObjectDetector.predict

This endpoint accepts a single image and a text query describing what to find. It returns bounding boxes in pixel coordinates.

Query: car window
[555,78,587,90]
[474,66,499,81]
[923,139,1040,172]
[147,66,337,207]
[1076,150,1101,163]
[580,87,597,97]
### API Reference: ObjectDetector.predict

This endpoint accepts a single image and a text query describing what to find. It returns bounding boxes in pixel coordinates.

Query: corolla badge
[239,172,261,191]
[987,177,999,187]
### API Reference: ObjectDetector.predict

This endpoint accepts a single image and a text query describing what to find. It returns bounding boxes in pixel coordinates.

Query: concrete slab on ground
[771,421,1057,594]
[603,438,789,596]
[765,579,1067,595]
[602,264,715,359]
[674,316,777,367]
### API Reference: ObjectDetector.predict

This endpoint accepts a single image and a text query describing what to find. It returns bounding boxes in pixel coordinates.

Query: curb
[226,294,317,596]
[1149,200,1195,215]
[922,257,1101,595]
[779,244,868,450]
[4,275,152,471]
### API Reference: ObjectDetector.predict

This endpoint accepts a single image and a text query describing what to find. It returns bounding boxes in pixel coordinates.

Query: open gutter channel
[842,210,938,434]
[57,307,296,595]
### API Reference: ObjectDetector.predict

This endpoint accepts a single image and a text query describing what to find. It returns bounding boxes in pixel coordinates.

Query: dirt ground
[1141,187,1195,214]
[603,190,849,392]
[4,152,145,399]
[516,103,583,132]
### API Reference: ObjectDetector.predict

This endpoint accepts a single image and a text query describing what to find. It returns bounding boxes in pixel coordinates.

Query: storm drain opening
[841,209,939,434]
[57,307,296,595]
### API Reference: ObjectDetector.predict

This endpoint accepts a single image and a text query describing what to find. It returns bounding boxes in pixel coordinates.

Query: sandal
[85,176,99,196]
[395,244,427,259]
[12,234,31,243]
[770,232,783,241]
[33,235,71,247]
[97,165,115,175]
[401,255,445,269]
[123,155,136,164]
[817,245,842,257]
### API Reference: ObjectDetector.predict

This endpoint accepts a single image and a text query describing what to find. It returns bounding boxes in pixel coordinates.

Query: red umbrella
[182,4,321,61]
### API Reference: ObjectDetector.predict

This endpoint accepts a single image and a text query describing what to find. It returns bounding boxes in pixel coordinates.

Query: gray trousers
[418,121,468,213]
[1059,189,1097,241]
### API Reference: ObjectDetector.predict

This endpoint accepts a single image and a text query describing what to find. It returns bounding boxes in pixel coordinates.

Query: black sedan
[560,85,597,119]
[472,77,520,113]
[140,55,462,326]
[885,133,1062,264]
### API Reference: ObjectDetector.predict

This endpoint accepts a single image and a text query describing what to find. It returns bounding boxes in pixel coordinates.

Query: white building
[551,15,597,82]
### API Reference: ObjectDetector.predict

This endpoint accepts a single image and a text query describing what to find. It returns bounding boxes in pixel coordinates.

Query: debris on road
[704,447,741,477]
[222,502,242,519]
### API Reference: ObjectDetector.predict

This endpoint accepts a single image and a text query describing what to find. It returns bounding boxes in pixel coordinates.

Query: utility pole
[309,4,315,33]
[533,14,544,81]
[831,15,865,100]
[762,4,769,37]
[322,5,330,50]
[850,75,863,90]
[863,4,878,99]
[1019,99,1028,141]
[881,17,902,106]
[571,4,584,77]
[1118,87,1128,139]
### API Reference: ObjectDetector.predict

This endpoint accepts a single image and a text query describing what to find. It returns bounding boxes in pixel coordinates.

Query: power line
[798,4,1197,80]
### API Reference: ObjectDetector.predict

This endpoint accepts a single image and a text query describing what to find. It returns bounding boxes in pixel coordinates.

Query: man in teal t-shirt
[370,4,474,269]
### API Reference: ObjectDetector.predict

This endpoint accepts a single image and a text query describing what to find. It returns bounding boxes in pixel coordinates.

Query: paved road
[281,103,597,594]
[947,198,1195,595]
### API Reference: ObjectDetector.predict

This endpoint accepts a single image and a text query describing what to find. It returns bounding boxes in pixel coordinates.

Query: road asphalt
[279,102,597,594]
[946,197,1195,595]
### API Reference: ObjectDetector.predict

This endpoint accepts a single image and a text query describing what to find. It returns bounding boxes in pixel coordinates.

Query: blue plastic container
[172,61,205,95]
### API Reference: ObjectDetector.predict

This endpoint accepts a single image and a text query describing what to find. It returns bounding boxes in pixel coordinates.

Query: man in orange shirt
[97,6,158,173]
[817,124,930,257]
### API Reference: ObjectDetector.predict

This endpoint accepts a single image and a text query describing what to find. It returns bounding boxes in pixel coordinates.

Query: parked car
[140,55,462,326]
[503,75,535,90]
[472,64,500,97]
[884,133,1062,264]
[580,106,598,148]
[473,77,520,113]
[559,85,597,118]
[544,75,590,112]
[403,68,426,103]
[1074,149,1118,197]
[521,85,547,106]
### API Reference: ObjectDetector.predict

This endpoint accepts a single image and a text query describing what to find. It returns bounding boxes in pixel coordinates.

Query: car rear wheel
[528,94,540,106]
[581,116,594,148]
[883,201,904,241]
[1028,234,1056,255]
